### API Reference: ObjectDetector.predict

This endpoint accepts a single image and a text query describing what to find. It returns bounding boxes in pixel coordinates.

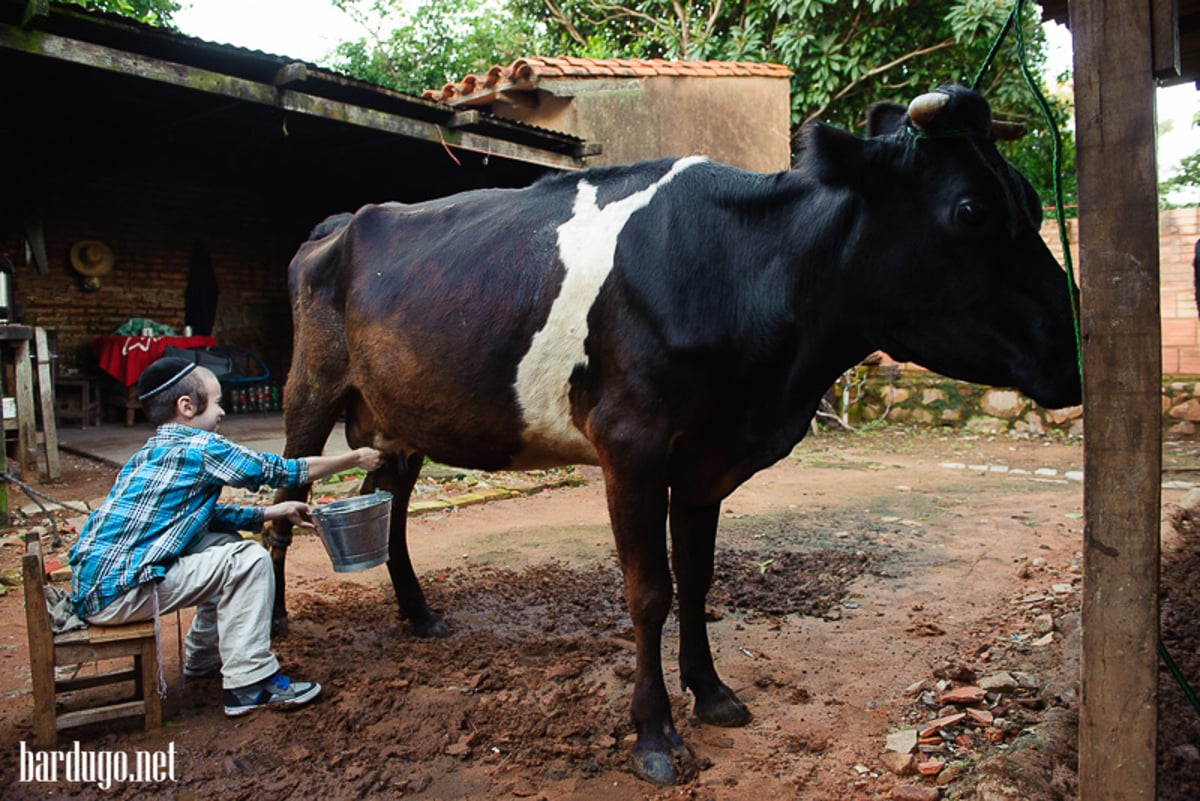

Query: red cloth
[94,335,217,387]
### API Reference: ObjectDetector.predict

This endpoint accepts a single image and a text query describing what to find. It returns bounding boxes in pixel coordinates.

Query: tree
[1159,105,1200,205]
[330,0,550,94]
[1160,151,1200,204]
[330,0,1075,207]
[515,0,1074,206]
[60,0,179,26]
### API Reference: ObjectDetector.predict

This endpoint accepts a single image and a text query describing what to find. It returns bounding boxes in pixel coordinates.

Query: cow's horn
[992,120,1027,141]
[907,92,949,129]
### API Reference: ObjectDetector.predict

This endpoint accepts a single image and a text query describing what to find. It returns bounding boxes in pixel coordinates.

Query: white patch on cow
[514,156,707,462]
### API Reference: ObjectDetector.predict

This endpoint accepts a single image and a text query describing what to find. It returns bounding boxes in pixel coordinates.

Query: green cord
[971,5,1017,93]
[978,0,1198,718]
[971,1,1081,376]
[1162,641,1200,715]
[1009,0,1082,379]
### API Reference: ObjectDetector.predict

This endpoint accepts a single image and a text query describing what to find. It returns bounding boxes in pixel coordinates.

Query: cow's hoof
[412,616,451,639]
[631,746,697,785]
[693,686,751,727]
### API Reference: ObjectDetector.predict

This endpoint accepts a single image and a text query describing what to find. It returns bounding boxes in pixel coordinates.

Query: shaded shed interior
[0,0,583,388]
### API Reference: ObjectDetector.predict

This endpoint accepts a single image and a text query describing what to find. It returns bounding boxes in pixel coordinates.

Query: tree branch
[670,0,688,53]
[542,0,589,47]
[794,38,956,140]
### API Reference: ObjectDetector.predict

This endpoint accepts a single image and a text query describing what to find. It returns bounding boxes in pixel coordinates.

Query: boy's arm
[210,503,263,533]
[303,447,386,482]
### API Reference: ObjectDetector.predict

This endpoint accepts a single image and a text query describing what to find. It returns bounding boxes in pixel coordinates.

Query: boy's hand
[353,447,386,472]
[265,500,315,529]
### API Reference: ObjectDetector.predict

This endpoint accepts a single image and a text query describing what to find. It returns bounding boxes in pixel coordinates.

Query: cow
[266,85,1082,784]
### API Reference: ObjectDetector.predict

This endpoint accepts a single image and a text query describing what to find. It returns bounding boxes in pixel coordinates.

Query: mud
[0,429,1197,800]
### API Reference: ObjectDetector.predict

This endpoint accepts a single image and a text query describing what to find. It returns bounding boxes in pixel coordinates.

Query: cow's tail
[307,212,353,242]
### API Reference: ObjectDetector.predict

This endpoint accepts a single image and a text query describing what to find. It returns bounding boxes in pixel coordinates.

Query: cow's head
[806,85,1081,410]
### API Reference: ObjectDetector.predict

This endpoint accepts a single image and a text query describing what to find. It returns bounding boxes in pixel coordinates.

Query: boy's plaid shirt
[69,423,309,617]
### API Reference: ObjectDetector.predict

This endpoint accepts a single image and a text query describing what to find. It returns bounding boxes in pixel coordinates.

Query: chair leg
[140,641,162,730]
[32,691,57,748]
[29,634,57,748]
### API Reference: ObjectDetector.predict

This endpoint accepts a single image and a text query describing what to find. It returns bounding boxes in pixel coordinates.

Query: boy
[69,356,385,716]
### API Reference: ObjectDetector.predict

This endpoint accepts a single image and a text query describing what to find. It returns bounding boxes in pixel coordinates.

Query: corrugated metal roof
[1,0,587,163]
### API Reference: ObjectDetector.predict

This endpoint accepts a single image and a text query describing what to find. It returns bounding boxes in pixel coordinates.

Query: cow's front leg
[368,452,448,638]
[267,485,311,637]
[602,458,694,785]
[270,372,342,636]
[671,500,751,727]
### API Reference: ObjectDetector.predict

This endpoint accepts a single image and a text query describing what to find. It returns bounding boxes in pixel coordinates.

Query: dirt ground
[1,426,1198,800]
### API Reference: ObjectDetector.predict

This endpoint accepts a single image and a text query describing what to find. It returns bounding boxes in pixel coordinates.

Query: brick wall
[3,173,299,379]
[1039,206,1200,374]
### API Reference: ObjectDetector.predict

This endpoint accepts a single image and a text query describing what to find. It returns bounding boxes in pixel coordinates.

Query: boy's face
[179,369,225,432]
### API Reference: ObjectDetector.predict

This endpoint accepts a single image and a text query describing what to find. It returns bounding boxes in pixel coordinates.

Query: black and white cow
[268,85,1081,784]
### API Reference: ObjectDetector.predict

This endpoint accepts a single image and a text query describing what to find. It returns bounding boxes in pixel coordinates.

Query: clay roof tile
[484,65,506,87]
[425,56,792,104]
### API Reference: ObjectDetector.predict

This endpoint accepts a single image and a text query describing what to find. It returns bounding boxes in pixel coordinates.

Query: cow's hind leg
[364,452,449,638]
[670,500,751,727]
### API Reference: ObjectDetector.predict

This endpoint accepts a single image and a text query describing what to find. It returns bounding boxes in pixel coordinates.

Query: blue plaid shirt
[69,424,310,617]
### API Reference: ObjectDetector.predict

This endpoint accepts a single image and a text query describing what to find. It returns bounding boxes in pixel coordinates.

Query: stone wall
[840,372,1200,438]
[845,372,1085,436]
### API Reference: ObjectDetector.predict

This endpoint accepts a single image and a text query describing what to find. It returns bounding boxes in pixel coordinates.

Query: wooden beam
[1071,1,1161,799]
[273,62,308,87]
[1152,0,1182,79]
[0,23,584,172]
[446,110,480,128]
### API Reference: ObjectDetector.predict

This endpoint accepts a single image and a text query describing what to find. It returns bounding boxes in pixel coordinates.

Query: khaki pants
[86,539,279,690]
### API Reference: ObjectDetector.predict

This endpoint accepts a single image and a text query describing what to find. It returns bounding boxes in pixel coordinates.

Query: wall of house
[498,75,793,173]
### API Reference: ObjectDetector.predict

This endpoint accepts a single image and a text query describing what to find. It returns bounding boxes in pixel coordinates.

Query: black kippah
[137,356,197,401]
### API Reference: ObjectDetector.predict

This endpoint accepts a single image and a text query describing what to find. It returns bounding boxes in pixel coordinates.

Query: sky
[1043,22,1198,200]
[174,2,1197,192]
[174,0,371,63]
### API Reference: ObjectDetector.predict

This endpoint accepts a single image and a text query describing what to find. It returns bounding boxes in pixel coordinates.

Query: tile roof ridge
[423,55,792,104]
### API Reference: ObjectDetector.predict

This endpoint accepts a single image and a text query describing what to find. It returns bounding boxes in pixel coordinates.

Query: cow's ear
[865,102,908,138]
[804,122,870,188]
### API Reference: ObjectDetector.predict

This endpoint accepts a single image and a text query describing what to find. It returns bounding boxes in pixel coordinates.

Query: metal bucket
[311,491,393,573]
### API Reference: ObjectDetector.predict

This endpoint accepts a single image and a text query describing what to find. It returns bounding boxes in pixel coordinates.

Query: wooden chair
[22,538,162,747]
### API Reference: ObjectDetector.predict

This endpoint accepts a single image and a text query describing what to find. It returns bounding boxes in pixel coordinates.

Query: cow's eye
[955,199,988,226]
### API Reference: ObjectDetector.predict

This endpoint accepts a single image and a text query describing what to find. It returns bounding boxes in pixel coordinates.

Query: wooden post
[1071,1,1160,798]
[14,337,37,473]
[0,405,7,527]
[34,327,60,480]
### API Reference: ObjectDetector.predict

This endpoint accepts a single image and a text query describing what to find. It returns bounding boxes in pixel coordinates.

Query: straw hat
[69,240,115,277]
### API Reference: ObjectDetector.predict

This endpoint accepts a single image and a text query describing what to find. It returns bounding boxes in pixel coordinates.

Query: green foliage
[330,0,550,93]
[60,0,179,26]
[1160,150,1200,203]
[329,0,1076,206]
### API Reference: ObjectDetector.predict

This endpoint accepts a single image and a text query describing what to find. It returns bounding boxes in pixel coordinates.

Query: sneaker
[183,662,221,679]
[223,673,321,716]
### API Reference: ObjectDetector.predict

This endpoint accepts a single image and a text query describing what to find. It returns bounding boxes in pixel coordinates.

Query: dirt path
[0,428,1196,800]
